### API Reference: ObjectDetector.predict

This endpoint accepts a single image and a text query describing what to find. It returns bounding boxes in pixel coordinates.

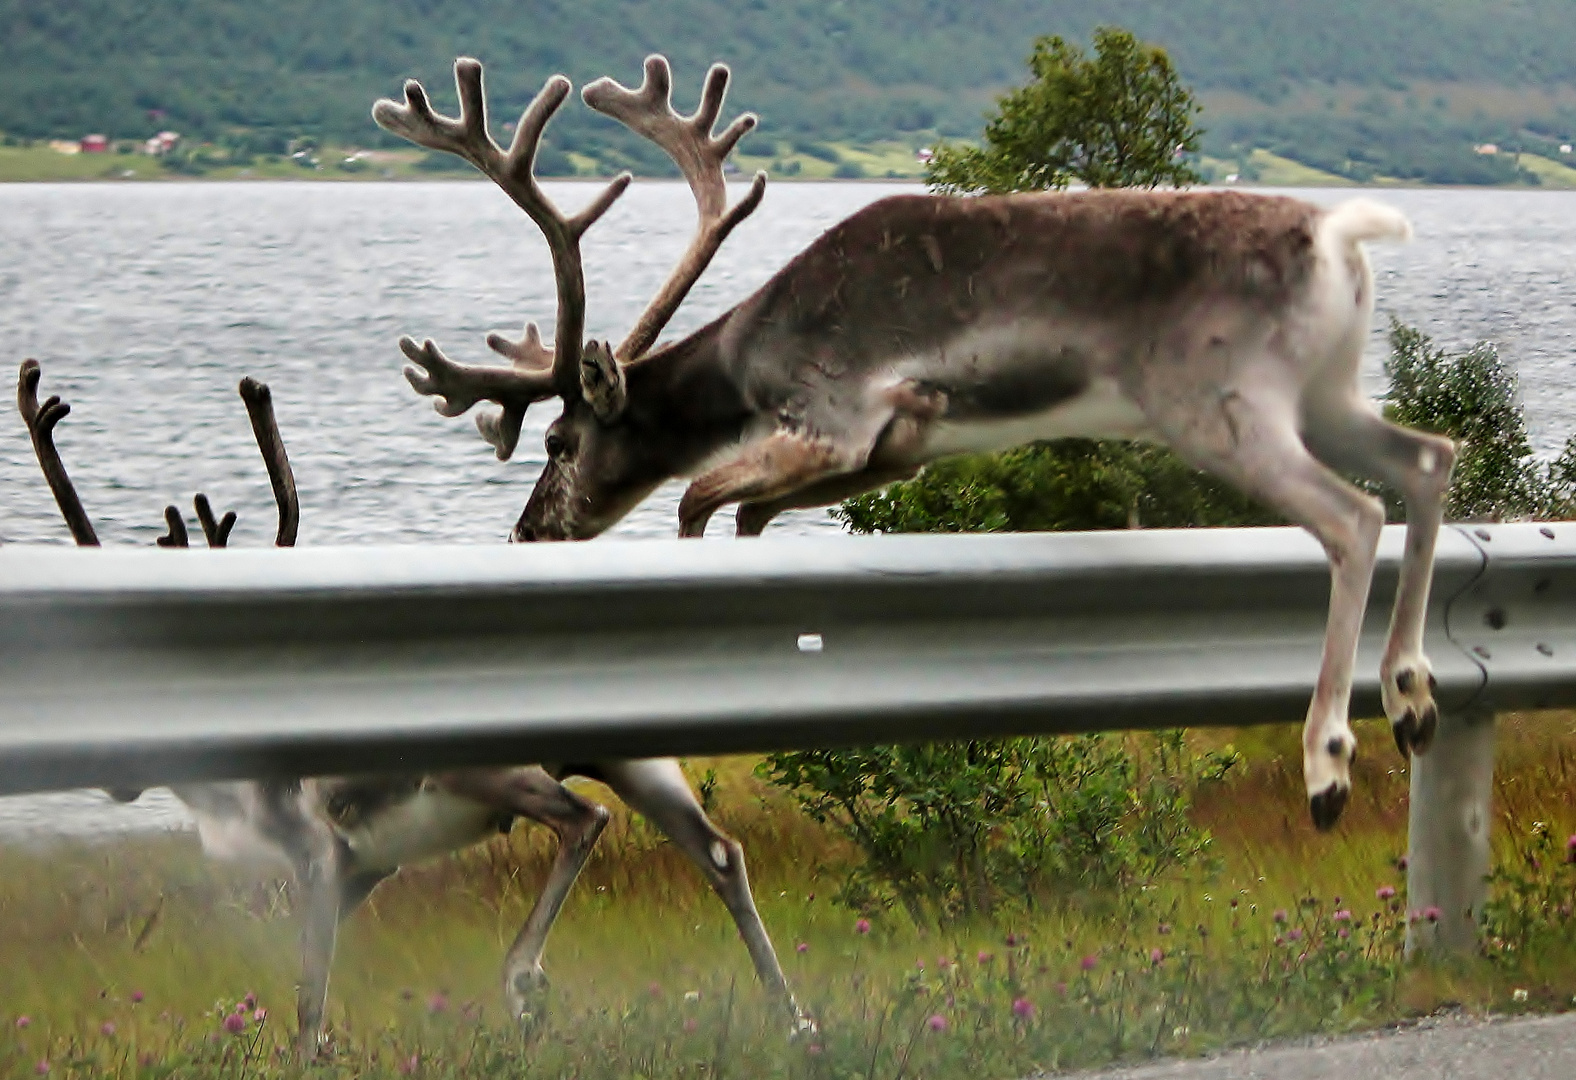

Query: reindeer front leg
[435,767,609,1022]
[678,431,852,537]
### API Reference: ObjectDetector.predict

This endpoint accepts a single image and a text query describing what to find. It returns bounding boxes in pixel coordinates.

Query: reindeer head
[374,56,764,540]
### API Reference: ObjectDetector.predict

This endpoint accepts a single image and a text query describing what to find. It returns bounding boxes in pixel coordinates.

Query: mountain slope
[3,1,1573,179]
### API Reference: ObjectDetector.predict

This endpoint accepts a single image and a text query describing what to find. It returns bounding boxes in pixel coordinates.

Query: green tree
[926,27,1203,194]
[1381,319,1576,522]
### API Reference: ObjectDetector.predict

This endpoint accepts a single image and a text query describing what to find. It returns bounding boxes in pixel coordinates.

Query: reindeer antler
[17,360,99,546]
[373,59,633,458]
[239,377,298,547]
[583,56,766,362]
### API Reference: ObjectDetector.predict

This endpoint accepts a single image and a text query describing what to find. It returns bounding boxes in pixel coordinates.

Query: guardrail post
[1404,704,1495,955]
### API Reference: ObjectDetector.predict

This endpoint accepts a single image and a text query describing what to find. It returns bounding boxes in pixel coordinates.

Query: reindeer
[16,360,804,1060]
[376,55,1456,832]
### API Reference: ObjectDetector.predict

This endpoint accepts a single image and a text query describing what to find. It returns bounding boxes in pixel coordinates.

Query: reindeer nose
[512,523,537,543]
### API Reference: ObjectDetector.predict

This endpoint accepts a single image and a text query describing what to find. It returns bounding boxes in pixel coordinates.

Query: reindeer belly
[339,790,502,872]
[921,376,1152,459]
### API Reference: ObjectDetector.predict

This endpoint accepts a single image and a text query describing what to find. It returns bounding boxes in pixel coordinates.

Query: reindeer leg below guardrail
[1405,704,1495,955]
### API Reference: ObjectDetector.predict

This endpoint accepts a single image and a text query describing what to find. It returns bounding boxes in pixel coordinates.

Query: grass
[3,714,1576,1077]
[1516,153,1576,190]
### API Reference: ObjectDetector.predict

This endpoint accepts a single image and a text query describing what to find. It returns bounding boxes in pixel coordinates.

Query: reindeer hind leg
[1154,387,1385,829]
[1302,397,1456,757]
[596,759,810,1031]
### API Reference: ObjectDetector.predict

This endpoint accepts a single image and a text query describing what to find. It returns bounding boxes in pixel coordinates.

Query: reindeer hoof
[1308,782,1349,831]
[1391,703,1439,759]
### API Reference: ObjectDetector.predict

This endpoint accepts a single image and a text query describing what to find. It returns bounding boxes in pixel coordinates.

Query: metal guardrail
[3,520,1570,798]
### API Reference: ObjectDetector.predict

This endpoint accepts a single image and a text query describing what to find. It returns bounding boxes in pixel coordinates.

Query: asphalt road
[1058,1011,1576,1079]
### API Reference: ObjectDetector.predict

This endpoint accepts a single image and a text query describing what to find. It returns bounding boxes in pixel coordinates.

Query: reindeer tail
[1321,198,1413,248]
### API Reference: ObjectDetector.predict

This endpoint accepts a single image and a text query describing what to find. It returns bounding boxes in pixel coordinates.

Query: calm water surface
[1,181,1573,836]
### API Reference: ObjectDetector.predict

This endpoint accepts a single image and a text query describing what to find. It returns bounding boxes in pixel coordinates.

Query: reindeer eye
[544,433,567,459]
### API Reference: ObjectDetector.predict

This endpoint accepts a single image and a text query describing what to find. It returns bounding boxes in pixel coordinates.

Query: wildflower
[131,990,144,1004]
[100,1022,115,1038]
[1397,855,1408,871]
[1336,950,1349,962]
[1273,909,1287,924]
[1055,981,1068,996]
[1288,928,1304,942]
[807,1043,824,1056]
[1012,997,1035,1019]
[1513,988,1529,1003]
[1157,922,1172,935]
[1005,933,1019,946]
[427,993,449,1015]
[223,1012,245,1035]
[1376,885,1396,900]
[927,1014,948,1032]
[937,956,952,969]
[1424,905,1442,923]
[253,1008,267,1023]
[1080,955,1097,971]
[243,992,256,1009]
[1566,835,1576,863]
[978,951,994,964]
[796,942,809,954]
[15,1016,30,1029]
[855,918,871,935]
[683,1017,699,1033]
[398,1053,420,1075]
[34,1062,48,1076]
[1338,927,1350,940]
[1151,948,1164,965]
[1333,909,1352,921]
[1274,934,1284,946]
[915,960,924,970]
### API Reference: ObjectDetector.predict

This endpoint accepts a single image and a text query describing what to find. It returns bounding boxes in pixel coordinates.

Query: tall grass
[3,714,1575,1078]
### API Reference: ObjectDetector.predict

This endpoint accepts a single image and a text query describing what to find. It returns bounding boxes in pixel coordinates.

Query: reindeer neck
[624,316,754,475]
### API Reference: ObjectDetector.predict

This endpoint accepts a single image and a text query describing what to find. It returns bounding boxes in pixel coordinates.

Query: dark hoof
[1413,704,1438,755]
[1392,705,1439,758]
[1309,784,1349,831]
[1393,711,1415,759]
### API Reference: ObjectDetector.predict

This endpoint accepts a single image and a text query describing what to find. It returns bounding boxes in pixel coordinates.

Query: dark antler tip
[21,358,40,376]
[455,56,483,74]
[238,376,271,404]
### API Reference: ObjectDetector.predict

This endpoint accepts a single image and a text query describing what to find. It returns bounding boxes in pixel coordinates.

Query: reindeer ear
[579,340,627,422]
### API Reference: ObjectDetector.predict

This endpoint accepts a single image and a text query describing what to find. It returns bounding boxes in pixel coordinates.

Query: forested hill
[4,0,1576,181]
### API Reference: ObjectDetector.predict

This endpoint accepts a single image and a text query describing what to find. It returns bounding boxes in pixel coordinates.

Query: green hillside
[3,1,1575,182]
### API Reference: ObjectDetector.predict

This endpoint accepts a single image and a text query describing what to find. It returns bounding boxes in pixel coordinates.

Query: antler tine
[155,506,189,548]
[17,360,99,546]
[583,55,768,361]
[239,377,299,547]
[375,60,633,392]
[193,493,237,548]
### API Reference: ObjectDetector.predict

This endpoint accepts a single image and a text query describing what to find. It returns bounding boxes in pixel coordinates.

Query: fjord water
[1,180,1574,835]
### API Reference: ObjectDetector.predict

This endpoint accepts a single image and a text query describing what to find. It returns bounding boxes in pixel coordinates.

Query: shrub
[1381,319,1576,521]
[758,732,1236,925]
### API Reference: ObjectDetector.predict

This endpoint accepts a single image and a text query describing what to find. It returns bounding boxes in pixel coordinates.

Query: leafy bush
[837,440,1275,534]
[1381,319,1576,521]
[758,732,1236,925]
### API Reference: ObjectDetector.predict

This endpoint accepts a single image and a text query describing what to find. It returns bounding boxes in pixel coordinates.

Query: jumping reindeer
[16,360,803,1060]
[376,55,1456,831]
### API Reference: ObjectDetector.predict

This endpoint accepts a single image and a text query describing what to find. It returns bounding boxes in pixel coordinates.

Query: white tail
[1322,197,1413,247]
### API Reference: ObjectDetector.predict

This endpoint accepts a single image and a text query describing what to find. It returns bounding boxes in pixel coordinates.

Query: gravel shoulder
[1053,1010,1576,1080]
